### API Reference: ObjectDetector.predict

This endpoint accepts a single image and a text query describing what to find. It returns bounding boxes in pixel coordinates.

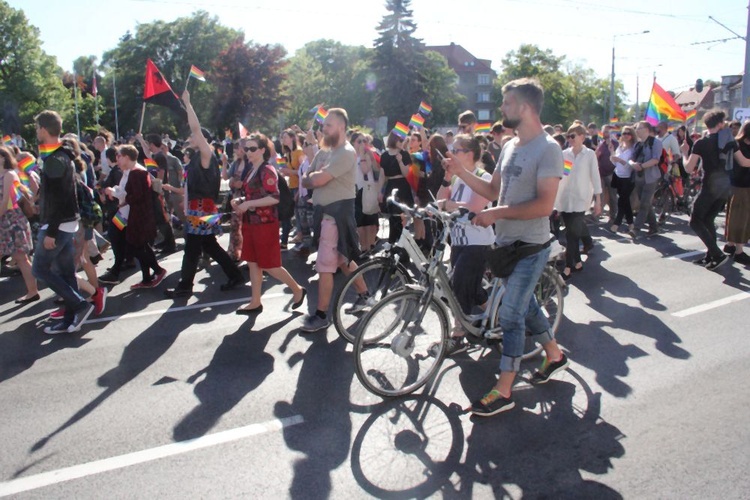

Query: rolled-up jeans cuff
[529,329,554,345]
[500,354,522,373]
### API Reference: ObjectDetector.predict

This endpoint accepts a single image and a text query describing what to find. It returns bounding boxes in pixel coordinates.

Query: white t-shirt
[448,167,495,246]
[112,168,131,219]
[659,132,681,160]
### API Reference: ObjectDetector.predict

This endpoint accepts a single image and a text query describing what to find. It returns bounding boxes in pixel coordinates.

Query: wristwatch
[441,179,451,187]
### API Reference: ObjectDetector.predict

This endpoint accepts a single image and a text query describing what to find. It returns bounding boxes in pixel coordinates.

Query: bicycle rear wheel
[333,257,411,343]
[654,185,675,223]
[354,289,449,397]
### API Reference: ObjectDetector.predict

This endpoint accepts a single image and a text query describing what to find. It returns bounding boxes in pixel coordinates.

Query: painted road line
[672,292,750,318]
[0,415,304,497]
[666,250,705,260]
[85,293,288,325]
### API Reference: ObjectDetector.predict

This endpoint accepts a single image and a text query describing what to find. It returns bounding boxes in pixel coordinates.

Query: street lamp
[610,30,650,121]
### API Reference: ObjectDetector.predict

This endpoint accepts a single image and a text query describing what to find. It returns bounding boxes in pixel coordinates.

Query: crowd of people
[3,77,750,417]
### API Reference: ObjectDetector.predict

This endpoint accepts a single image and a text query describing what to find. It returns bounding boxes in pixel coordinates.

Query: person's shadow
[274,334,354,500]
[173,314,300,441]
[28,294,225,454]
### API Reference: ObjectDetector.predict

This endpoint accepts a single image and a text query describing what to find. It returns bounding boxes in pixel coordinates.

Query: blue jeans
[32,229,86,322]
[499,246,554,372]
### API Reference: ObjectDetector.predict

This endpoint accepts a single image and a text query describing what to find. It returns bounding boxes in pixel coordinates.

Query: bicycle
[353,197,565,398]
[653,167,701,223]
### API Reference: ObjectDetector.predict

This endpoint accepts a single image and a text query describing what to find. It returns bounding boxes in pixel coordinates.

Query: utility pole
[742,0,750,107]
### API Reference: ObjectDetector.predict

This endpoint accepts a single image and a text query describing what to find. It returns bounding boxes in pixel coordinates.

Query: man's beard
[502,116,521,129]
[323,131,339,148]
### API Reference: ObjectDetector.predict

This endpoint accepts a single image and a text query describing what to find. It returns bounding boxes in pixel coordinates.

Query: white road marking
[666,250,704,260]
[0,415,304,497]
[672,292,750,317]
[85,292,288,325]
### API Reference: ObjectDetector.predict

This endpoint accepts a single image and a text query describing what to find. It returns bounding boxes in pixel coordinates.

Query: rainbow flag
[199,214,222,225]
[2,135,11,145]
[276,156,288,167]
[409,114,425,129]
[563,159,573,176]
[418,101,432,116]
[189,65,206,82]
[597,132,604,139]
[685,109,697,123]
[315,107,329,124]
[645,81,686,126]
[112,211,127,230]
[392,122,409,139]
[18,156,37,174]
[7,179,30,210]
[474,123,491,134]
[609,117,619,123]
[144,158,158,168]
[18,171,31,187]
[39,143,61,159]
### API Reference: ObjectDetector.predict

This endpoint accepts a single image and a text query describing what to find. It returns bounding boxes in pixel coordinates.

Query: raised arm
[181,89,212,169]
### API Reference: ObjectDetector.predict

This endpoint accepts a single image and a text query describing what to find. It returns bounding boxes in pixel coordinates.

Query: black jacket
[39,145,80,237]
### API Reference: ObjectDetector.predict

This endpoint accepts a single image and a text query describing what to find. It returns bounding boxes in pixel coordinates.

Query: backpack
[277,174,294,220]
[76,179,102,228]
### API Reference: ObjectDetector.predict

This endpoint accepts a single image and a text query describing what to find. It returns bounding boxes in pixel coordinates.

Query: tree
[100,11,240,137]
[494,44,628,127]
[371,0,427,128]
[211,36,288,135]
[420,51,463,127]
[0,0,69,142]
[284,40,374,129]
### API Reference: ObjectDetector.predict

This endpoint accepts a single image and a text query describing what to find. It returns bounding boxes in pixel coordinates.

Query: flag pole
[183,71,191,94]
[113,67,120,139]
[138,102,146,134]
[73,71,81,139]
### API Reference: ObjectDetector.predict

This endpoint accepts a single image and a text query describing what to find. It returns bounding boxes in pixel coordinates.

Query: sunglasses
[622,132,632,135]
[244,146,259,152]
[453,148,471,154]
[567,134,577,139]
[355,139,364,144]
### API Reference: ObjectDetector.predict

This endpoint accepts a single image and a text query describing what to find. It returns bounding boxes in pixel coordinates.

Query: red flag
[92,73,98,97]
[143,59,187,121]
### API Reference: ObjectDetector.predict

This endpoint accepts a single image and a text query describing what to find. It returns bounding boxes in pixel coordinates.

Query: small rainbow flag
[685,109,697,123]
[597,132,604,139]
[18,171,31,187]
[418,101,432,116]
[18,156,37,174]
[112,211,127,230]
[474,123,492,134]
[144,158,158,168]
[276,156,288,167]
[315,107,329,124]
[2,135,11,145]
[409,114,425,129]
[563,159,573,176]
[189,65,206,82]
[39,143,61,159]
[199,214,222,225]
[392,122,409,139]
[609,117,619,123]
[8,179,30,210]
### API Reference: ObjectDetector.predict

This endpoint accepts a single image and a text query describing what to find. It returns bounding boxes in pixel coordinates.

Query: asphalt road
[1,213,749,499]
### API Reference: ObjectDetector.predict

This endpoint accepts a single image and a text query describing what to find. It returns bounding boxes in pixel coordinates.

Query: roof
[426,43,496,75]
[674,87,715,111]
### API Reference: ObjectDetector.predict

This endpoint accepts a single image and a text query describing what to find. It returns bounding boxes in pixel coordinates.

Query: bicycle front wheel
[354,289,449,398]
[333,257,411,343]
[654,185,674,223]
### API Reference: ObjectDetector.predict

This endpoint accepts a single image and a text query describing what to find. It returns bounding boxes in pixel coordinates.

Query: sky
[8,0,749,110]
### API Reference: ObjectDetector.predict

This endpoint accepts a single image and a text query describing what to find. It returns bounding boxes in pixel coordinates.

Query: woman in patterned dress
[0,146,38,303]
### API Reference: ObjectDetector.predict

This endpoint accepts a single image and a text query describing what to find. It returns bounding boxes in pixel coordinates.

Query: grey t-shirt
[494,132,563,246]
[311,143,356,207]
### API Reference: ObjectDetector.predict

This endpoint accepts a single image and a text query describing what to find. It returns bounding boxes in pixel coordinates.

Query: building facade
[426,43,497,122]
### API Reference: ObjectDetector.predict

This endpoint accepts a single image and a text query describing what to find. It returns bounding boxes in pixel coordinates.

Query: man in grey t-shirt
[444,78,568,417]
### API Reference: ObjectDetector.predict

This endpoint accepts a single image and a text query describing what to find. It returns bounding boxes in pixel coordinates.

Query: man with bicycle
[444,78,568,417]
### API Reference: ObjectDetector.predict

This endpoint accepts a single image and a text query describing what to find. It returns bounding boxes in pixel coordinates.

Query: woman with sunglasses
[556,124,602,280]
[609,126,637,236]
[231,134,306,315]
[351,131,380,254]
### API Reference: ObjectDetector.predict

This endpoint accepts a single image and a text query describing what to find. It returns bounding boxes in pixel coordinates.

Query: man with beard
[298,108,366,333]
[444,78,568,417]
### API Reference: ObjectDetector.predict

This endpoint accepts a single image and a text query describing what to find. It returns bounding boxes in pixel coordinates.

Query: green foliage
[211,36,288,136]
[495,44,628,127]
[0,0,70,143]
[100,11,240,136]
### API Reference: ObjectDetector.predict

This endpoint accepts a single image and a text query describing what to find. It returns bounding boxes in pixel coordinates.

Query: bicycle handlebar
[387,189,475,224]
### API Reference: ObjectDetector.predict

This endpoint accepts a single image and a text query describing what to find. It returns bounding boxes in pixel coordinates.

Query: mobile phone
[435,149,445,160]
